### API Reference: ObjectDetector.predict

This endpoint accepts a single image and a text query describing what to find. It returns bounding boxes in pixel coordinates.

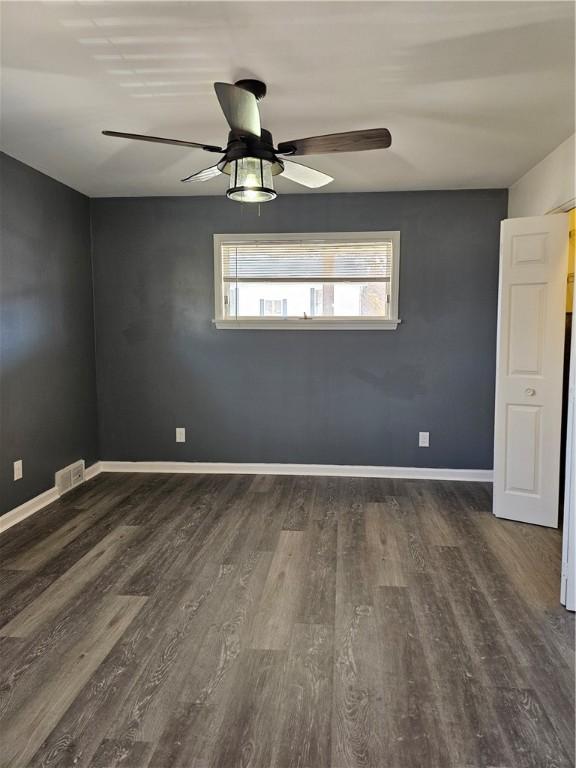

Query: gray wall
[91,189,507,469]
[0,153,99,515]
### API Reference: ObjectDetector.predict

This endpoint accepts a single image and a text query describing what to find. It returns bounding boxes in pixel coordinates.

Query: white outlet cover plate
[14,459,23,480]
[419,432,430,447]
[176,428,186,443]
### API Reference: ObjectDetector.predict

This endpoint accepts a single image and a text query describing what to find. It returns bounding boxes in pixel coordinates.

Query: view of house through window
[230,282,389,317]
[215,233,400,328]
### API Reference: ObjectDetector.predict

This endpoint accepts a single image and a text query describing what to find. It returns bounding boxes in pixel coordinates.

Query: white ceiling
[1,1,574,197]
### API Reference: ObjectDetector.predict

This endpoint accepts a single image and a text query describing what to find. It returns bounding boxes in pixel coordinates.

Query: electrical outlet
[14,459,23,481]
[419,431,430,448]
[176,427,186,443]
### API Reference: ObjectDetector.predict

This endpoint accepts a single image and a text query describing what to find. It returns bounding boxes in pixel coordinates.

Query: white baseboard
[1,459,492,535]
[85,461,103,481]
[0,487,61,534]
[0,461,103,534]
[99,460,494,483]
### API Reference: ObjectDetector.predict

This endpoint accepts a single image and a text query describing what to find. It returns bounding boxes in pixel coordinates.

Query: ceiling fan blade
[281,160,333,188]
[181,165,222,183]
[213,82,261,138]
[102,130,222,153]
[277,128,391,156]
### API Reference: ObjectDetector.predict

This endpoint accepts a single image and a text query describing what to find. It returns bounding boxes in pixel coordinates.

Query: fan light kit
[103,79,392,204]
[228,156,276,203]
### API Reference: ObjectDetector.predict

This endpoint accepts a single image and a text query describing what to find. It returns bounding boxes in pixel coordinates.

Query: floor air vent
[55,460,85,495]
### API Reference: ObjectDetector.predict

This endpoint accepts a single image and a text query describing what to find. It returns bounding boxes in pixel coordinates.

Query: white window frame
[213,231,401,330]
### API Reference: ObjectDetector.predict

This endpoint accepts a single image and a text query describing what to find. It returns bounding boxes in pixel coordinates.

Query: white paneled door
[493,214,569,527]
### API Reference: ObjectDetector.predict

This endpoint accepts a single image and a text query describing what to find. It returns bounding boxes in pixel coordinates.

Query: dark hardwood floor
[0,472,573,767]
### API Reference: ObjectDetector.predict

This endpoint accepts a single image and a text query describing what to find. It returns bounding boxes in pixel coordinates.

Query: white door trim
[561,314,576,609]
[547,197,576,215]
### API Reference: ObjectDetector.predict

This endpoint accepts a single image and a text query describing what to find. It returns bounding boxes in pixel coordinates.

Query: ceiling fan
[103,79,392,203]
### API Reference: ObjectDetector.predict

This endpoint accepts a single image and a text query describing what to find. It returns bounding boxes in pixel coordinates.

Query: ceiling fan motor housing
[219,128,284,176]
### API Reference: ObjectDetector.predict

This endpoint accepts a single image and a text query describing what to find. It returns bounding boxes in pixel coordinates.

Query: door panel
[505,405,540,494]
[493,214,568,527]
[511,231,549,264]
[507,283,546,376]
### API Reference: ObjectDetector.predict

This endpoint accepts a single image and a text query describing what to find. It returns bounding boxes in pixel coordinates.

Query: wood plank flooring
[0,472,573,768]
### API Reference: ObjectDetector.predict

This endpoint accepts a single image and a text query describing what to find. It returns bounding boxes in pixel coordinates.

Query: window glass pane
[223,281,390,318]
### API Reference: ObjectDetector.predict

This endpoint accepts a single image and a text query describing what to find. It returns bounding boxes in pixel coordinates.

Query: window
[259,298,288,317]
[213,232,400,330]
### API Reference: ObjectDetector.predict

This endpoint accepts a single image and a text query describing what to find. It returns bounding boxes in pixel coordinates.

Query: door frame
[561,208,575,609]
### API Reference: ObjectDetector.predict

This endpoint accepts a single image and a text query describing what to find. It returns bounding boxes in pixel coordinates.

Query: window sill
[213,318,401,331]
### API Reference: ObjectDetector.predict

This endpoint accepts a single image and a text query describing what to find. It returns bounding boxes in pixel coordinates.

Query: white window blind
[214,232,400,330]
[221,239,393,282]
